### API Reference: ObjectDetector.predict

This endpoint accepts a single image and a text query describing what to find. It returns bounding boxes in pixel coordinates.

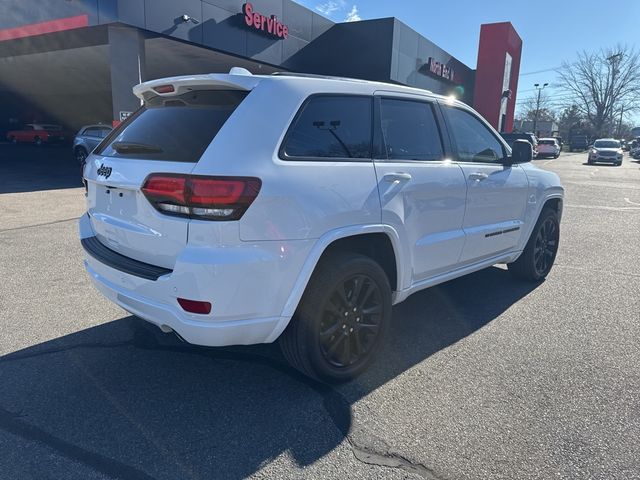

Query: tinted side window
[443,107,505,163]
[380,98,443,161]
[282,96,372,160]
[84,127,101,137]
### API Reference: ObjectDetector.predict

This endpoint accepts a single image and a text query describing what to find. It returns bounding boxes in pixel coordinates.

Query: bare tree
[557,45,640,136]
[518,90,557,122]
[557,104,586,139]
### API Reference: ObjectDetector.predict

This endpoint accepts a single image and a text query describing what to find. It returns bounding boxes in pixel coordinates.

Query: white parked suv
[537,138,561,158]
[79,70,564,382]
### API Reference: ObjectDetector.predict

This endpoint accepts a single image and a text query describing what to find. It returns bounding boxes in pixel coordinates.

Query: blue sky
[294,0,640,123]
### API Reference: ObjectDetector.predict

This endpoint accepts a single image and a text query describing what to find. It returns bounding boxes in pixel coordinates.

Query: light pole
[617,105,624,139]
[532,82,548,137]
[607,53,623,137]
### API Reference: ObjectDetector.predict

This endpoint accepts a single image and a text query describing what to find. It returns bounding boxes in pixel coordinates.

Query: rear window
[539,139,555,145]
[96,90,247,162]
[500,133,520,145]
[503,134,536,147]
[281,95,372,160]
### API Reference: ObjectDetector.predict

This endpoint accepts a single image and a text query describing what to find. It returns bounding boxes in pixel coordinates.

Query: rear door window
[379,98,444,161]
[96,90,247,162]
[281,95,372,160]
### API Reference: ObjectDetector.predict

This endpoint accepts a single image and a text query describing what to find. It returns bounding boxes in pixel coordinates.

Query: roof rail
[271,71,433,94]
[271,71,370,83]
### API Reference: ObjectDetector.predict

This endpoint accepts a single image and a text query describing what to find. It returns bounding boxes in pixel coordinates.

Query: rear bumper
[81,236,172,280]
[85,260,283,346]
[79,213,313,346]
[538,149,559,156]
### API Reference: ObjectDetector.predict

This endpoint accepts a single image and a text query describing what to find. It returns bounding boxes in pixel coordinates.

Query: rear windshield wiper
[111,142,164,154]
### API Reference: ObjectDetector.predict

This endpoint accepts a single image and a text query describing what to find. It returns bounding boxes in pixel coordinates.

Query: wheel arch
[542,194,563,222]
[266,225,404,342]
[320,232,399,291]
[516,191,563,255]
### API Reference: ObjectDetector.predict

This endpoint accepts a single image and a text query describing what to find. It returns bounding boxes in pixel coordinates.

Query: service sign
[243,2,288,39]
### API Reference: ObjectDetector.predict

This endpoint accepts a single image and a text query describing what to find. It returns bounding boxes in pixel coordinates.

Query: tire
[9,136,17,144]
[616,162,622,166]
[75,147,88,165]
[508,207,560,282]
[554,153,560,159]
[34,137,42,146]
[279,252,392,383]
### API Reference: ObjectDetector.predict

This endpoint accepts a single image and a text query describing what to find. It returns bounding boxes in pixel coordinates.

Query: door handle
[383,172,412,182]
[468,172,489,181]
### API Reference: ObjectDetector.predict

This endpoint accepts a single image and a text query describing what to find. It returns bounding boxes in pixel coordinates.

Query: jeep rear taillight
[141,174,261,221]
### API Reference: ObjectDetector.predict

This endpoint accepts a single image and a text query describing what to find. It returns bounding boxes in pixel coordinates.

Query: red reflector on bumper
[177,298,212,314]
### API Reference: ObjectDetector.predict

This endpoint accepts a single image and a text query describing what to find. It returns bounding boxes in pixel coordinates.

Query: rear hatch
[84,77,253,269]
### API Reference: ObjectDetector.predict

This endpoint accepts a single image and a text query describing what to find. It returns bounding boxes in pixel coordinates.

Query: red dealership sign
[243,2,288,39]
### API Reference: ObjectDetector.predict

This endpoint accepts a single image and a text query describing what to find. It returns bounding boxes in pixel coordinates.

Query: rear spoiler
[133,72,262,101]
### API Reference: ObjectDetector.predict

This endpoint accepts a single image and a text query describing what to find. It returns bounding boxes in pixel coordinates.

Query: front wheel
[34,137,42,146]
[508,208,560,282]
[279,252,392,382]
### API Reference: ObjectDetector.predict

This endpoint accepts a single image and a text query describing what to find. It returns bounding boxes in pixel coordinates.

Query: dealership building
[0,0,522,135]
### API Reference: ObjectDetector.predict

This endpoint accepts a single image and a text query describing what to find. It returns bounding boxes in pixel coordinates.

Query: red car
[6,123,68,145]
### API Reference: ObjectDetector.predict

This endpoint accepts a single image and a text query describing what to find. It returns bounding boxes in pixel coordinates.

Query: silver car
[587,139,623,166]
[73,124,113,165]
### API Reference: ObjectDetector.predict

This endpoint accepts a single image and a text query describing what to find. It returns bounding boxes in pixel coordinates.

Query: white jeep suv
[79,71,564,382]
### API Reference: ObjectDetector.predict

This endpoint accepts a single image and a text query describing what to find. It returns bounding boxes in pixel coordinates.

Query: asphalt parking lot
[1,145,639,479]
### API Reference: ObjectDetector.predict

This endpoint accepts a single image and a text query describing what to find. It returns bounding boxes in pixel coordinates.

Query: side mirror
[510,139,532,163]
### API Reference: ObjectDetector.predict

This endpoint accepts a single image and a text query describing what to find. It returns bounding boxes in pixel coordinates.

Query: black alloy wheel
[318,274,383,368]
[508,207,560,281]
[279,252,392,382]
[532,216,559,278]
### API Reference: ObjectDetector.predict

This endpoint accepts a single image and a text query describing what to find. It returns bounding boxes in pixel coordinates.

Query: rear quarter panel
[190,79,382,242]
